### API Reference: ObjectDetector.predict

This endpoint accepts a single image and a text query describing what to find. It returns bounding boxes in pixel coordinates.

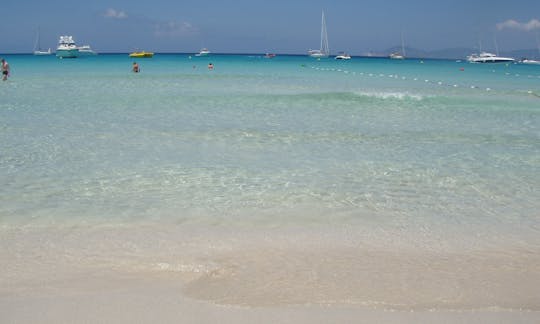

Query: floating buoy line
[308,64,540,98]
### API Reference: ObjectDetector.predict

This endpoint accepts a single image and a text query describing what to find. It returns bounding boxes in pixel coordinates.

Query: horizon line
[2,46,540,58]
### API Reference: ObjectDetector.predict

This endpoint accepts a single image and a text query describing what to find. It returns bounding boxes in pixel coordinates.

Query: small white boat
[521,36,540,65]
[195,48,211,56]
[78,45,97,56]
[467,52,514,63]
[129,51,154,58]
[521,59,540,65]
[335,52,351,60]
[389,52,405,60]
[56,36,79,58]
[308,10,329,58]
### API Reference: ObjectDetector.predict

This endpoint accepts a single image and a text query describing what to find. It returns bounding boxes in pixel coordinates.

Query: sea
[1,53,540,311]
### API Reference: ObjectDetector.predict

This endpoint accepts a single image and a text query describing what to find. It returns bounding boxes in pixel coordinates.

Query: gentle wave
[264,91,427,103]
[352,91,425,101]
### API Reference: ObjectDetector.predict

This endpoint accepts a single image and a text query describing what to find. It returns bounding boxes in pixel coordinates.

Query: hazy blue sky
[2,0,540,54]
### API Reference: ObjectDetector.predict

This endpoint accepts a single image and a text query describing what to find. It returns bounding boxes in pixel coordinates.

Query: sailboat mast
[493,33,500,56]
[401,31,405,56]
[34,27,40,52]
[536,32,540,56]
[320,11,325,53]
[320,10,329,55]
[320,11,323,52]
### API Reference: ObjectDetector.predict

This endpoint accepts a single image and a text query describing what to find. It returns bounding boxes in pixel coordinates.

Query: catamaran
[308,10,329,58]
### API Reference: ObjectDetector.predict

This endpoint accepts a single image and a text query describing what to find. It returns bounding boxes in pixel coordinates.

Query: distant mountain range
[365,46,540,60]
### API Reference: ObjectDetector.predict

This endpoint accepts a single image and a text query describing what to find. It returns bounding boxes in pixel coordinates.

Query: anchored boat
[56,36,79,58]
[308,10,329,58]
[129,51,154,58]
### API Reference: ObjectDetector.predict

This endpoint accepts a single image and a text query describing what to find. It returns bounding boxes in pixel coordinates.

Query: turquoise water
[1,54,539,241]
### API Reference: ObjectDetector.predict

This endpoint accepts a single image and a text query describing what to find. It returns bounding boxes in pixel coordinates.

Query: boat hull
[195,48,211,56]
[78,46,97,56]
[389,51,405,59]
[56,49,79,58]
[467,52,514,63]
[309,50,329,58]
[34,50,52,56]
[468,58,514,63]
[129,52,154,58]
[78,51,97,56]
[309,54,329,58]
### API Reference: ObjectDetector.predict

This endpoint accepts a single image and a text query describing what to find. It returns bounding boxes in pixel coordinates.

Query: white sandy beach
[2,223,539,323]
[3,277,539,324]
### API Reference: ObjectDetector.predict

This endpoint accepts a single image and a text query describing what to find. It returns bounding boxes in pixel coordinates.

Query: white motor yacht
[467,52,514,63]
[56,36,79,58]
[195,48,211,56]
[335,52,351,60]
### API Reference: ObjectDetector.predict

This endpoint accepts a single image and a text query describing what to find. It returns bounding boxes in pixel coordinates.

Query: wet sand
[2,224,540,323]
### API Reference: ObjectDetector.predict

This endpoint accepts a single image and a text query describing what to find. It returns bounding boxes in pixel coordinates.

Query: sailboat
[33,28,51,56]
[308,10,329,58]
[389,32,405,59]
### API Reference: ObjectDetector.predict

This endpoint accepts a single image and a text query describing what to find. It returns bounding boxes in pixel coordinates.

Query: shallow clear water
[2,54,540,310]
[1,54,540,235]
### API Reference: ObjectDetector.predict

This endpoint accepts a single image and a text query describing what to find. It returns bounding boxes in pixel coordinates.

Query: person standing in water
[1,59,10,81]
[132,62,139,73]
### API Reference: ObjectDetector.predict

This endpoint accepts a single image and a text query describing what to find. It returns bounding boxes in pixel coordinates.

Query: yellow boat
[129,51,154,58]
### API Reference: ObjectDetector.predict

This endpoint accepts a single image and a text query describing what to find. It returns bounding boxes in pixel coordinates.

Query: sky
[2,0,540,54]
